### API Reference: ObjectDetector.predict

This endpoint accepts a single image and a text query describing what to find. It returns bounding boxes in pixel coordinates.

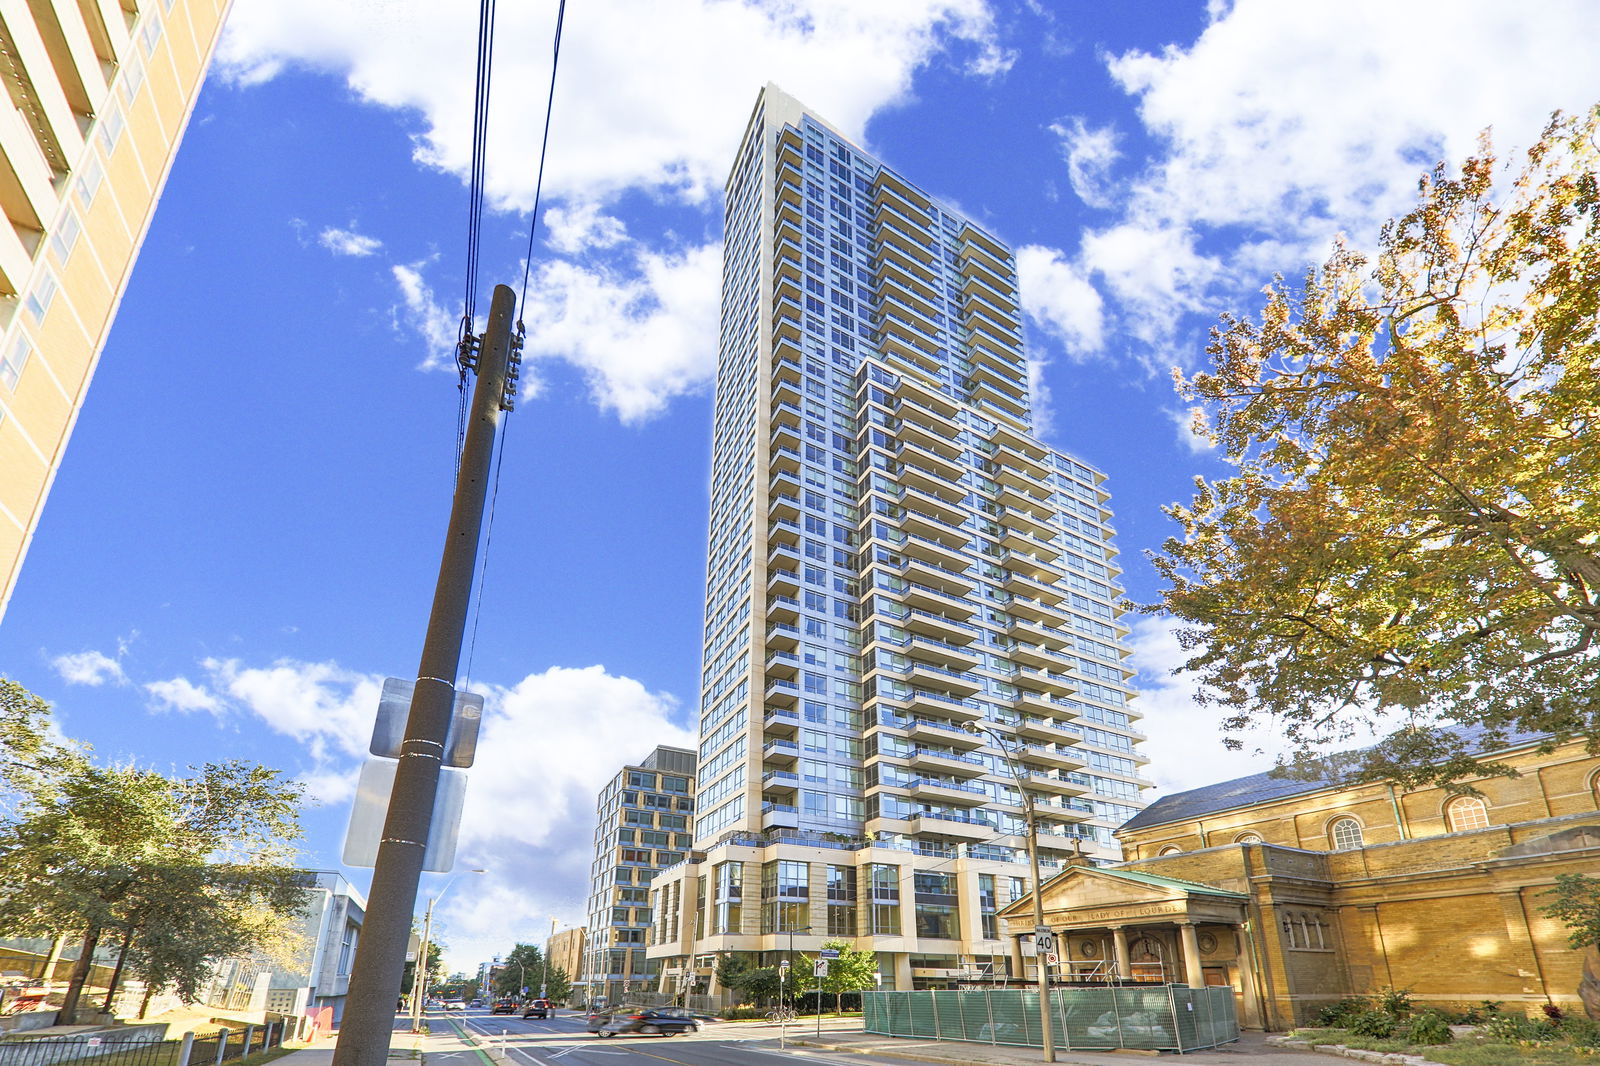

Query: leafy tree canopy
[1151,108,1600,788]
[1541,873,1600,951]
[490,942,570,1000]
[0,680,308,1018]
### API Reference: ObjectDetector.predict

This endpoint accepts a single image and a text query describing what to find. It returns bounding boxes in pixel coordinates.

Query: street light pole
[779,923,811,1052]
[966,722,1056,1062]
[409,869,485,1032]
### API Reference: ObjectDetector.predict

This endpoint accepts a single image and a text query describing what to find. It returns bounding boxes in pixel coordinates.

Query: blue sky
[4,0,1599,972]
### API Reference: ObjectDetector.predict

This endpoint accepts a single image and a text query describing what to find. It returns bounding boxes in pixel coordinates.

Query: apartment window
[1445,796,1489,832]
[1,335,30,391]
[97,108,126,156]
[979,873,998,940]
[762,860,809,933]
[49,210,82,264]
[1329,817,1364,851]
[662,775,690,794]
[913,872,959,940]
[119,60,146,105]
[140,13,163,56]
[24,272,57,324]
[713,862,742,934]
[868,864,900,935]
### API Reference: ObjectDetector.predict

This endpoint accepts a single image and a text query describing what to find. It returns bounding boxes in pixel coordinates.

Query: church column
[1009,933,1026,983]
[1111,926,1131,981]
[1234,925,1264,1030]
[1179,922,1205,988]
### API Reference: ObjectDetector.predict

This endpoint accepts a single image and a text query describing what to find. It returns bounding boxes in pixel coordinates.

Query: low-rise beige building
[998,733,1600,1029]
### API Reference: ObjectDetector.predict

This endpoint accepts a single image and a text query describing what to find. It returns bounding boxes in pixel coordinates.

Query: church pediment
[998,865,1248,930]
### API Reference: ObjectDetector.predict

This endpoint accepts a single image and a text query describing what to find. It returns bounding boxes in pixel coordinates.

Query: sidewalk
[789,1028,1332,1066]
[271,1020,492,1066]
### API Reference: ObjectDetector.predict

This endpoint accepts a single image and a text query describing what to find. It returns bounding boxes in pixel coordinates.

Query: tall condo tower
[647,85,1148,993]
[0,0,233,619]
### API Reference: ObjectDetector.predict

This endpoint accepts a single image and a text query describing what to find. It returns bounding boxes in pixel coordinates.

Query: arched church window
[1445,795,1489,832]
[1329,817,1364,851]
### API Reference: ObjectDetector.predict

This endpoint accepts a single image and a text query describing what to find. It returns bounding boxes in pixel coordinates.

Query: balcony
[894,416,963,460]
[770,444,801,475]
[907,632,981,671]
[764,649,800,678]
[763,738,800,766]
[768,540,800,571]
[911,811,996,841]
[1019,770,1087,797]
[896,530,970,571]
[909,778,990,806]
[1015,744,1084,773]
[763,707,800,735]
[767,567,800,597]
[1004,595,1060,625]
[1005,506,1056,541]
[898,579,976,615]
[767,595,800,623]
[769,517,801,547]
[766,621,800,650]
[762,769,800,794]
[764,677,800,707]
[901,607,980,645]
[762,803,800,831]
[1004,570,1066,606]
[908,746,987,777]
[906,717,984,750]
[905,660,981,697]
[1012,666,1075,697]
[769,493,801,522]
[1014,716,1080,744]
[1013,690,1068,719]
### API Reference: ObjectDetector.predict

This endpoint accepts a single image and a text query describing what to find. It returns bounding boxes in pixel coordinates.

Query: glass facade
[648,83,1150,991]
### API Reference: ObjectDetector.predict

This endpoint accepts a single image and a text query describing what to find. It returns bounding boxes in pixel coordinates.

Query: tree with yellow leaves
[1151,108,1600,788]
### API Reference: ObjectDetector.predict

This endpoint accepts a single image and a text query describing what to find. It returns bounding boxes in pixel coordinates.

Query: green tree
[731,966,782,1006]
[403,940,444,999]
[1539,874,1600,1020]
[491,942,568,1000]
[791,940,878,1013]
[1151,109,1600,788]
[0,684,308,1022]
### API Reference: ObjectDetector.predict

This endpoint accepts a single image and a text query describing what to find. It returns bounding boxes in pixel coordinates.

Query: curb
[1266,1037,1448,1066]
[788,1037,1130,1066]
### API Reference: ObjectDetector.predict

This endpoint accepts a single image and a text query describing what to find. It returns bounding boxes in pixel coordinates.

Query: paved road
[444,1008,917,1066]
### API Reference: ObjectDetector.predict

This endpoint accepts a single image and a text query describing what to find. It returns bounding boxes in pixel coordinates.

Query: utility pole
[966,722,1056,1062]
[333,285,519,1066]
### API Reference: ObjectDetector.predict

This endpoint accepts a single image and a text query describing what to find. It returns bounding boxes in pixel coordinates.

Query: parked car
[585,1011,612,1034]
[442,1000,466,1011]
[491,1000,518,1015]
[522,999,553,1019]
[595,1009,700,1037]
[470,999,485,1008]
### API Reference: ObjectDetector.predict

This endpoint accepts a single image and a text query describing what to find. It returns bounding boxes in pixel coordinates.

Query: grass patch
[1289,1027,1600,1066]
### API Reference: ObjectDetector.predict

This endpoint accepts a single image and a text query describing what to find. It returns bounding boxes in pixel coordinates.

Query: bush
[1374,987,1415,1018]
[1316,997,1372,1028]
[1350,1010,1399,1038]
[1562,1017,1600,1049]
[1406,1011,1454,1046]
[1481,1012,1560,1043]
[721,1006,768,1020]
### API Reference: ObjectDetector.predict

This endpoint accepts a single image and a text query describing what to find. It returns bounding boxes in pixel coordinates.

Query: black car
[522,999,552,1019]
[595,1009,699,1037]
[490,1000,518,1015]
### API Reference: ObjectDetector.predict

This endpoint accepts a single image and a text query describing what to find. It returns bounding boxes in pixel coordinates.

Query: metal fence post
[176,1032,195,1066]
[931,991,941,1039]
[1167,987,1183,1053]
[243,1027,254,1058]
[985,988,996,1045]
[215,1029,229,1066]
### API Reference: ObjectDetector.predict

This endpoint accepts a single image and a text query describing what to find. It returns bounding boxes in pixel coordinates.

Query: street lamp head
[960,722,981,735]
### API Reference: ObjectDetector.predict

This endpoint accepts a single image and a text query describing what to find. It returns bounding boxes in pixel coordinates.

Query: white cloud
[52,650,126,687]
[318,226,383,257]
[1124,616,1280,795]
[145,676,225,716]
[160,655,691,972]
[1038,0,1600,366]
[1016,244,1104,358]
[391,263,461,370]
[542,202,628,256]
[1049,117,1119,209]
[520,242,722,423]
[218,0,1005,212]
[1165,405,1213,456]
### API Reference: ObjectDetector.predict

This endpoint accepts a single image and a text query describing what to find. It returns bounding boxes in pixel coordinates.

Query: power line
[457,0,500,466]
[518,0,569,317]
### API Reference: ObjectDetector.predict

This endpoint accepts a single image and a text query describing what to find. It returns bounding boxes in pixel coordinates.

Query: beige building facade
[999,734,1600,1029]
[1,0,232,618]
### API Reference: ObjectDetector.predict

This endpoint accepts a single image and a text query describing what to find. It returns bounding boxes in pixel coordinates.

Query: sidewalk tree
[1540,874,1600,1019]
[792,940,878,1014]
[0,682,308,1022]
[1151,109,1600,788]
